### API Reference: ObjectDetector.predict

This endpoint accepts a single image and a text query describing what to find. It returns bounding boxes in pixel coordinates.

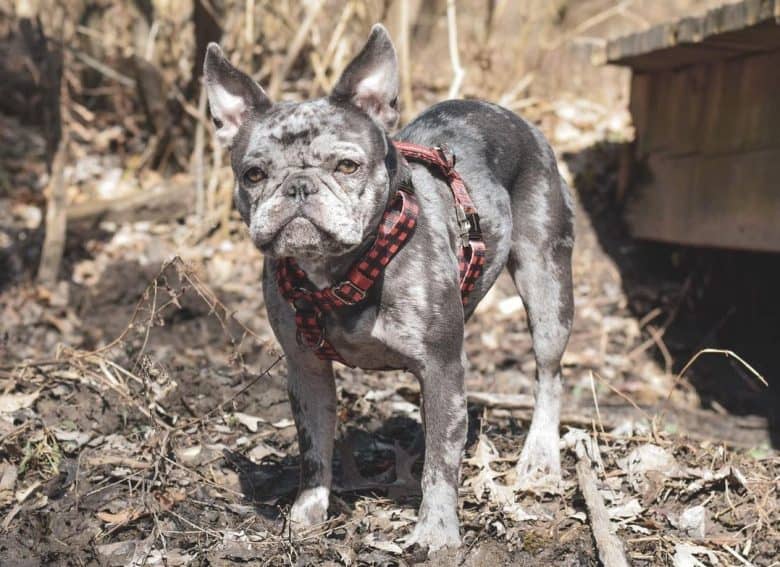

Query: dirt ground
[1,131,778,565]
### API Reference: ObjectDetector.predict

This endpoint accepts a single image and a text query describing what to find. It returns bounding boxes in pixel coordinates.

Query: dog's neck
[294,138,406,289]
[294,238,373,289]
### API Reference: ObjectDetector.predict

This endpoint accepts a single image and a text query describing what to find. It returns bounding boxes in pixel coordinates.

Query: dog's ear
[203,43,271,148]
[331,24,400,130]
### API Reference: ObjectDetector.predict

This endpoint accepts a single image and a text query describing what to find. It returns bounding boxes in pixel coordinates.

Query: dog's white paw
[404,517,461,552]
[289,487,329,528]
[514,429,563,495]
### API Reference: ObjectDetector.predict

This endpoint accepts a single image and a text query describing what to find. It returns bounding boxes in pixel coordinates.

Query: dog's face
[204,26,400,260]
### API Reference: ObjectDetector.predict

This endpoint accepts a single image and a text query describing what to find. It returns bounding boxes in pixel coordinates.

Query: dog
[204,24,573,552]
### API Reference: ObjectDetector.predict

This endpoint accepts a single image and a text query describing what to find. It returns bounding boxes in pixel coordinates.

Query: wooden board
[623,45,780,251]
[626,148,780,252]
[603,0,780,71]
[629,50,780,157]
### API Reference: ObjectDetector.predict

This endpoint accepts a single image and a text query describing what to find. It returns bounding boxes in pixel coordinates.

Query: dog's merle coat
[204,25,573,552]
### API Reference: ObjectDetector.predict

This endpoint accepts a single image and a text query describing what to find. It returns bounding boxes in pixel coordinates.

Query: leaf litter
[0,219,777,564]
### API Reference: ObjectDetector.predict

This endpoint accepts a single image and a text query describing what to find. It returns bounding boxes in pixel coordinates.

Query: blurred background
[1,1,778,563]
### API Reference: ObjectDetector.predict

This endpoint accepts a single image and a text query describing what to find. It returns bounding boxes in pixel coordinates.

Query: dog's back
[398,99,574,320]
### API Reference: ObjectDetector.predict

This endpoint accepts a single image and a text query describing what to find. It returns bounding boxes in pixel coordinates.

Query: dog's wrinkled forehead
[231,99,386,168]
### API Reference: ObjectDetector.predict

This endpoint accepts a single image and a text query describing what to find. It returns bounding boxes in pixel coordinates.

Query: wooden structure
[606,0,780,252]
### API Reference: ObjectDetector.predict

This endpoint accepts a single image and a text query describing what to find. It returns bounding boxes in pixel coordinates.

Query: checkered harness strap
[275,141,485,365]
[276,184,419,365]
[393,141,486,305]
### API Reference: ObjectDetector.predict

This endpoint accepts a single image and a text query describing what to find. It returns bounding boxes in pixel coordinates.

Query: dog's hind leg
[507,171,574,493]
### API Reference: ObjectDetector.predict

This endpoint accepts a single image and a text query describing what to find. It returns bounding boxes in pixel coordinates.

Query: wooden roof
[603,0,780,71]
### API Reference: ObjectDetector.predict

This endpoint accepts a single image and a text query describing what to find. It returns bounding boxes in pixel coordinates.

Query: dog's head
[203,25,400,260]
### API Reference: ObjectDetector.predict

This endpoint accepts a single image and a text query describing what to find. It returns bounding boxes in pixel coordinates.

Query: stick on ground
[573,438,630,567]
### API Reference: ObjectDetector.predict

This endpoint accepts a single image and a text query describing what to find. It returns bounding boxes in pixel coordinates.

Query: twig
[677,348,767,388]
[144,20,159,61]
[589,370,606,435]
[572,439,630,567]
[466,391,534,409]
[657,348,768,426]
[722,543,755,567]
[321,1,354,73]
[398,0,414,121]
[37,136,69,284]
[68,47,135,87]
[268,0,325,99]
[192,85,207,220]
[591,371,654,424]
[542,0,634,51]
[446,0,465,99]
[498,73,534,108]
[244,0,254,45]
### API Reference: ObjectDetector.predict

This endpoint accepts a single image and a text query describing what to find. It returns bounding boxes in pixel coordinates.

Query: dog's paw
[514,430,563,495]
[404,517,461,553]
[289,487,329,528]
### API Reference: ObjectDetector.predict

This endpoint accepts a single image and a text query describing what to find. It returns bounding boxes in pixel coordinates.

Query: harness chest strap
[275,141,486,365]
[276,184,419,365]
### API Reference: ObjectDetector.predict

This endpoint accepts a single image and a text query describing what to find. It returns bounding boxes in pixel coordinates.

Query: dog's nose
[284,176,319,200]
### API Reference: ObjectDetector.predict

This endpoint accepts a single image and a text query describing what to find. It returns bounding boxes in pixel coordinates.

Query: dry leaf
[154,488,186,510]
[233,412,265,432]
[248,441,284,462]
[0,392,39,413]
[364,533,403,555]
[97,507,145,526]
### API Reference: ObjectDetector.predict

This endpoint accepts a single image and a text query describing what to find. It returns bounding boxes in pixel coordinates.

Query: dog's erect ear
[331,24,400,130]
[203,43,271,148]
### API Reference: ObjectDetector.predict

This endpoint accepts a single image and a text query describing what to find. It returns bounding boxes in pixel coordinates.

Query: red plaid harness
[275,141,486,365]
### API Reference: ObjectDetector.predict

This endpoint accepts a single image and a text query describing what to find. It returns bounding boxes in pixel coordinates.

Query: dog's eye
[243,167,266,185]
[336,159,359,174]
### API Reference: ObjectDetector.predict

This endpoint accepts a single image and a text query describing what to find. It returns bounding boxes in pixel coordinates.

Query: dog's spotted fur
[204,24,574,552]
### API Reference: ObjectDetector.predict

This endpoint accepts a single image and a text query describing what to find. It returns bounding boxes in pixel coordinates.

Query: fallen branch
[467,391,616,428]
[66,180,195,224]
[566,431,629,567]
[466,392,534,409]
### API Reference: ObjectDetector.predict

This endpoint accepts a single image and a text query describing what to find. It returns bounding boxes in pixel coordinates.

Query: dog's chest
[322,305,412,370]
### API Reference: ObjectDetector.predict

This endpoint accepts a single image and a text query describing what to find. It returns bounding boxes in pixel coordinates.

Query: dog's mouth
[258,216,362,259]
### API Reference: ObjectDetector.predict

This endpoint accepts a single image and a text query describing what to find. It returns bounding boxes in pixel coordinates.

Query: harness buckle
[434,144,456,169]
[332,281,367,306]
[456,204,471,247]
[466,212,483,241]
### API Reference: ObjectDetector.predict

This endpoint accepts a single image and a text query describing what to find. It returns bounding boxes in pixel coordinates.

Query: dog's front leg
[286,355,337,528]
[407,352,467,551]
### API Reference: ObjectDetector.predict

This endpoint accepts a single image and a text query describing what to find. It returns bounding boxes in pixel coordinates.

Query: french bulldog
[204,24,573,551]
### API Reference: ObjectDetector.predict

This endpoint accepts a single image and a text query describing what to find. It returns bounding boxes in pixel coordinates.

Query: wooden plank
[629,66,708,157]
[66,180,196,225]
[629,50,780,157]
[605,0,780,70]
[625,149,780,252]
[612,44,738,72]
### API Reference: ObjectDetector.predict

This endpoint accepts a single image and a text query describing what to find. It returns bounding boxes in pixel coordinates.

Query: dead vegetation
[1,251,777,565]
[1,0,778,565]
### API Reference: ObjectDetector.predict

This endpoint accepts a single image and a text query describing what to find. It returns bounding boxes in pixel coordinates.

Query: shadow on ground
[566,141,780,447]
